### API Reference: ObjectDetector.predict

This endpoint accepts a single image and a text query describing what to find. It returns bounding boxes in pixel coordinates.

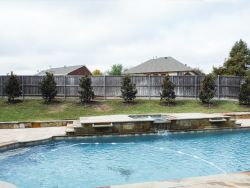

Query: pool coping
[0,181,17,188]
[101,171,250,188]
[1,126,250,152]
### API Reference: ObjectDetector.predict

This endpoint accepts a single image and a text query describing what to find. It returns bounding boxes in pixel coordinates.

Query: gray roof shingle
[36,65,84,75]
[125,57,193,74]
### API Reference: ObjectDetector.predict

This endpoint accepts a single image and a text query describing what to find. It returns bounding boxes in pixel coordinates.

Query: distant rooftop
[125,57,193,74]
[36,65,85,75]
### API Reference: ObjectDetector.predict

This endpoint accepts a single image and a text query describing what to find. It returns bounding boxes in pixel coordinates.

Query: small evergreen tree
[121,74,137,103]
[160,76,176,105]
[199,74,216,106]
[5,72,22,103]
[40,72,57,103]
[239,74,250,105]
[78,76,94,103]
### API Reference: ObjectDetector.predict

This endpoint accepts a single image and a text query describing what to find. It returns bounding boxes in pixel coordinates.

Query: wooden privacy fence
[0,75,243,99]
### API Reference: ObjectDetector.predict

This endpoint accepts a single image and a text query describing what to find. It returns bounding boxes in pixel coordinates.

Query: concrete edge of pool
[1,172,250,188]
[99,171,250,188]
[0,181,17,188]
[1,126,250,152]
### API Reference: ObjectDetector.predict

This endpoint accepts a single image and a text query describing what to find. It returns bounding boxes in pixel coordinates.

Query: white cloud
[0,0,249,74]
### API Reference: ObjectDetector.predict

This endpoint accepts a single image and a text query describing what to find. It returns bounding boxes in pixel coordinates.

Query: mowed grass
[0,99,249,122]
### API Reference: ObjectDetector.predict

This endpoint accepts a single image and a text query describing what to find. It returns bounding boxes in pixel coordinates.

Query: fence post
[195,75,197,99]
[148,75,151,100]
[104,75,106,100]
[1,76,3,98]
[64,76,66,100]
[22,76,24,100]
[217,75,220,100]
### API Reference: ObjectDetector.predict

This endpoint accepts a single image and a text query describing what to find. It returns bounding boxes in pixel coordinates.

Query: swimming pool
[0,130,250,188]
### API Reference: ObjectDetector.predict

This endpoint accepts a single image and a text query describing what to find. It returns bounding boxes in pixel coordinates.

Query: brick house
[36,65,92,76]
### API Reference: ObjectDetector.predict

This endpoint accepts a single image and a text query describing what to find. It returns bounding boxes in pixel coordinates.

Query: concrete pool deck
[0,127,66,148]
[105,172,250,188]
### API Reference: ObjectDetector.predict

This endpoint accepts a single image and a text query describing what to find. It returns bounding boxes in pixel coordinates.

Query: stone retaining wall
[0,120,73,129]
[225,112,250,119]
[70,118,236,136]
[169,118,236,131]
[72,121,165,136]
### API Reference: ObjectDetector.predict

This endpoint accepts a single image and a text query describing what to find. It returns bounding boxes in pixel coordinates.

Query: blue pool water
[0,130,250,188]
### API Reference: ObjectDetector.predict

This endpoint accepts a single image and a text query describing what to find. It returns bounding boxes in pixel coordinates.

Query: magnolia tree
[121,74,137,103]
[40,72,57,103]
[5,72,22,103]
[239,74,250,105]
[79,76,94,103]
[160,76,176,105]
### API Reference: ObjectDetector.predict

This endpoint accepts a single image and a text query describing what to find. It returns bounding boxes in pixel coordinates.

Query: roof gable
[36,65,86,75]
[125,57,193,74]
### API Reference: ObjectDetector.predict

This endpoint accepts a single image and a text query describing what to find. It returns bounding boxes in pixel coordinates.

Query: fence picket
[0,75,242,99]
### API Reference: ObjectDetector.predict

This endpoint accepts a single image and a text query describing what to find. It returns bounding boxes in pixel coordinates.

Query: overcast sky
[0,0,249,75]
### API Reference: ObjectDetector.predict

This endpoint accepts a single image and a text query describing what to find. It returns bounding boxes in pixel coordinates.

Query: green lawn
[0,99,249,122]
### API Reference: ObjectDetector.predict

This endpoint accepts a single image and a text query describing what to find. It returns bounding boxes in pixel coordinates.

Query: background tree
[108,64,123,75]
[160,76,176,105]
[40,72,57,103]
[213,39,250,76]
[121,74,137,103]
[239,74,250,105]
[79,76,94,103]
[199,74,216,106]
[5,72,22,103]
[92,69,103,76]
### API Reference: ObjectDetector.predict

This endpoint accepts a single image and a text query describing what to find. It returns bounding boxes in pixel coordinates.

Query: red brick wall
[68,66,92,76]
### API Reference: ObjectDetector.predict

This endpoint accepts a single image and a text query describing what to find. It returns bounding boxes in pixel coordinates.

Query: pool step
[235,120,242,127]
[66,120,81,135]
[209,118,227,122]
[73,120,81,127]
[66,124,75,134]
[92,123,113,128]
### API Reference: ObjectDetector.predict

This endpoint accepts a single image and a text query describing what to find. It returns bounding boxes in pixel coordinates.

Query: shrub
[160,76,176,105]
[199,74,216,105]
[40,72,57,103]
[5,72,22,103]
[239,75,250,105]
[78,76,94,103]
[121,74,137,103]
